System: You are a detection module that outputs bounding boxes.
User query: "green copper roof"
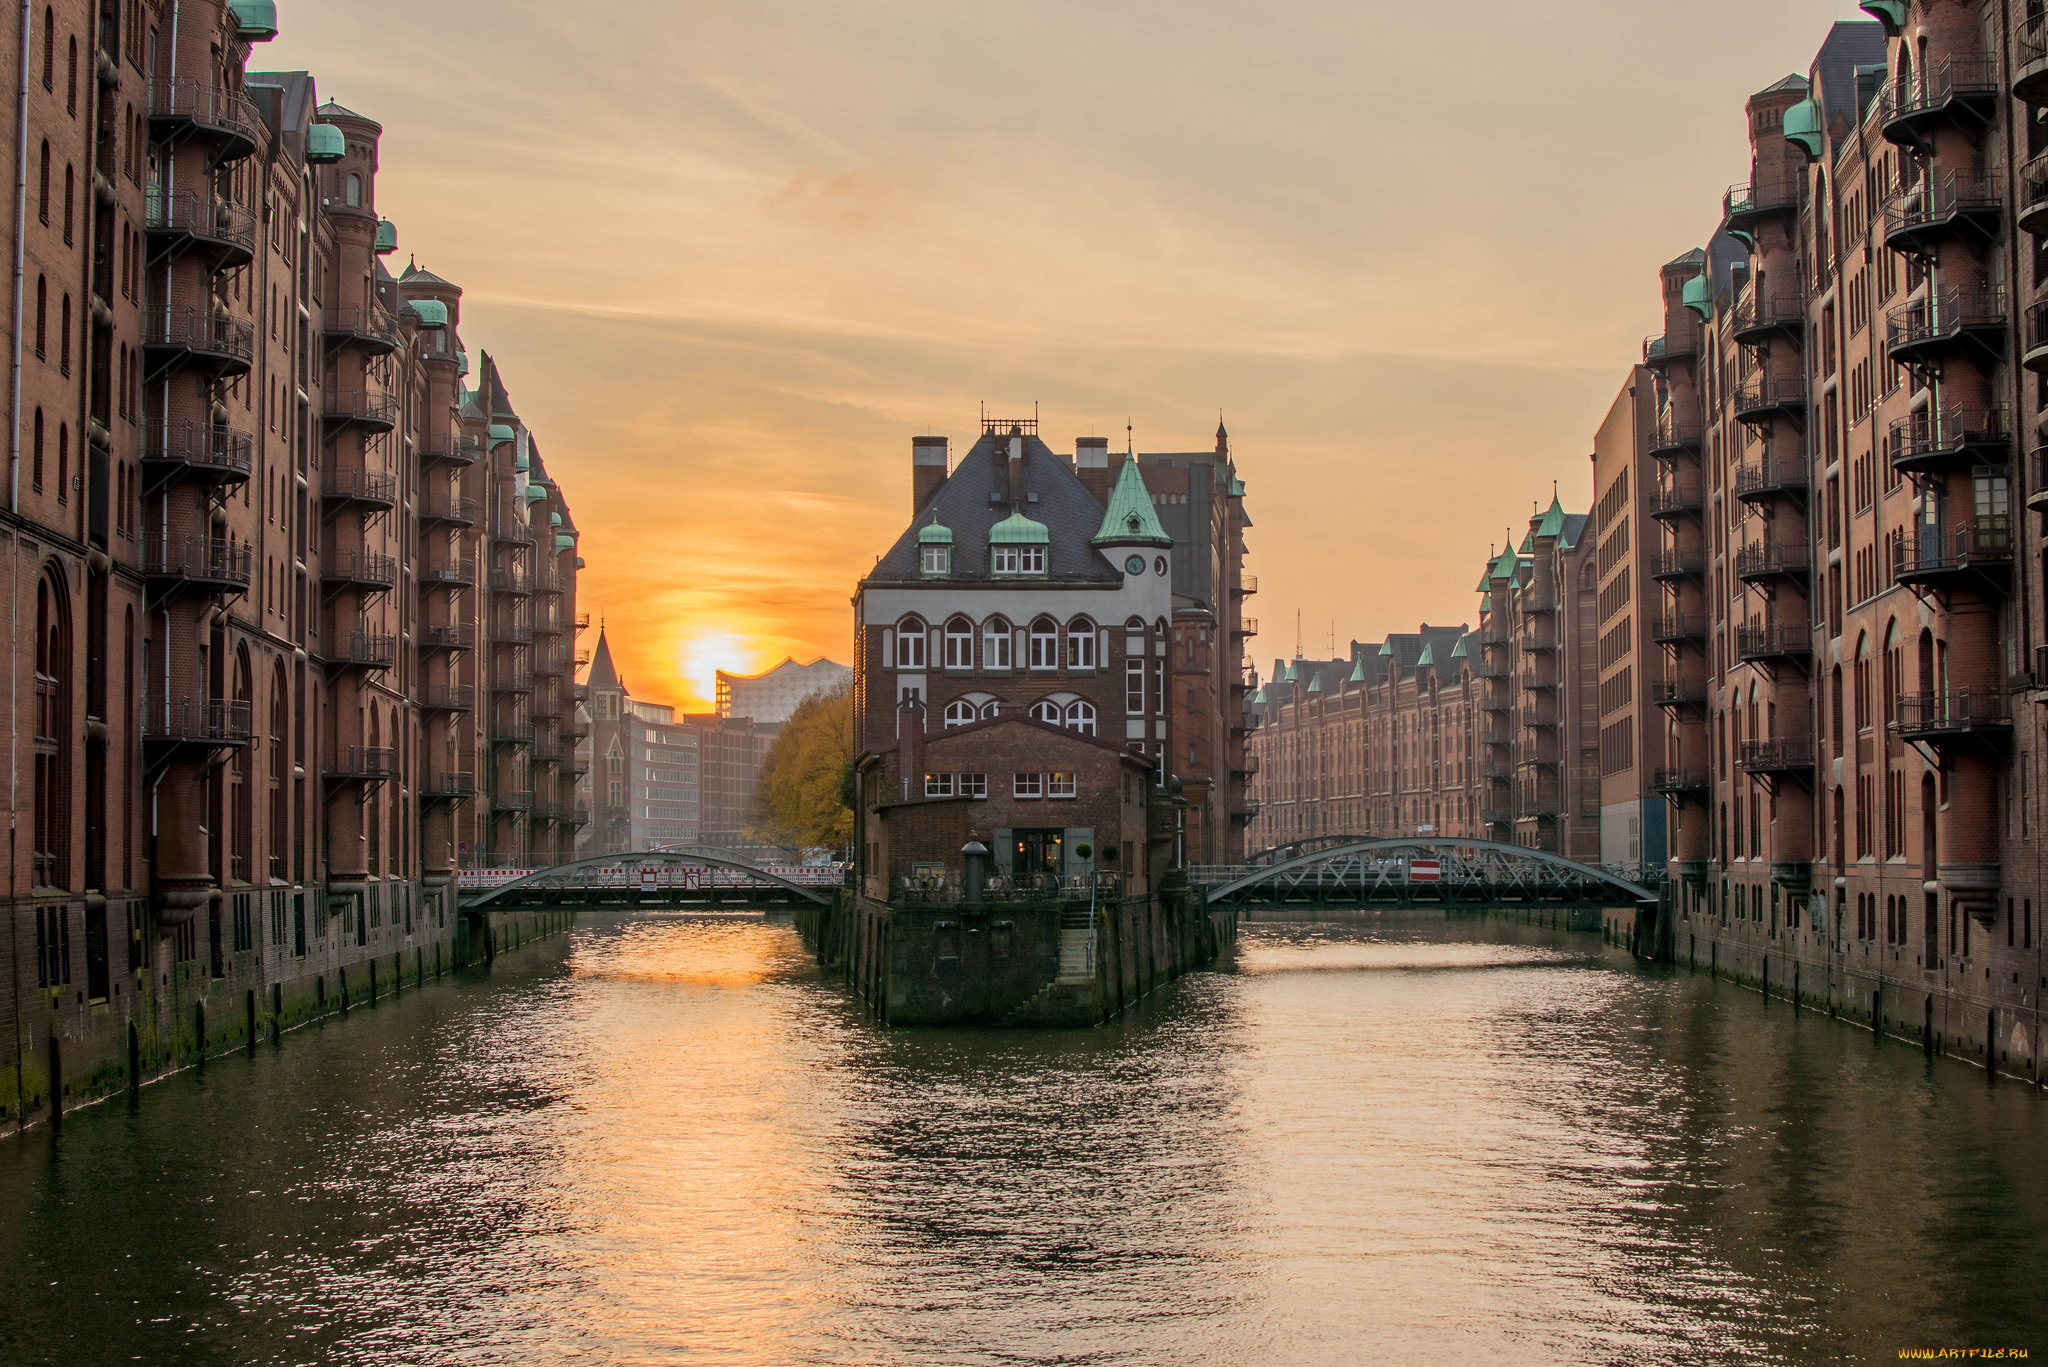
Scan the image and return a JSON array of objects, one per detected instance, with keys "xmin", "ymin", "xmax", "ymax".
[
  {"xmin": 1783, "ymin": 98, "xmax": 1824, "ymax": 157},
  {"xmin": 1859, "ymin": 1, "xmax": 1904, "ymax": 33},
  {"xmin": 374, "ymin": 219, "xmax": 398, "ymax": 255},
  {"xmin": 1489, "ymin": 547, "xmax": 1520, "ymax": 583},
  {"xmin": 1417, "ymin": 643, "xmax": 1435, "ymax": 668},
  {"xmin": 488, "ymin": 423, "xmax": 515, "ymax": 446},
  {"xmin": 556, "ymin": 534, "xmax": 577, "ymax": 552},
  {"xmin": 229, "ymin": 0, "xmax": 278, "ymax": 40},
  {"xmin": 1348, "ymin": 659, "xmax": 1367, "ymax": 683},
  {"xmin": 305, "ymin": 123, "xmax": 345, "ymax": 164},
  {"xmin": 1092, "ymin": 458, "xmax": 1172, "ymax": 547},
  {"xmin": 917, "ymin": 516, "xmax": 953, "ymax": 545},
  {"xmin": 1450, "ymin": 636, "xmax": 1468, "ymax": 659},
  {"xmin": 1518, "ymin": 529, "xmax": 1535, "ymax": 554},
  {"xmin": 410, "ymin": 298, "xmax": 448, "ymax": 328},
  {"xmin": 1283, "ymin": 660, "xmax": 1299, "ymax": 681},
  {"xmin": 989, "ymin": 511, "xmax": 1050, "ymax": 545},
  {"xmin": 1377, "ymin": 641, "xmax": 1393, "ymax": 658},
  {"xmin": 576, "ymin": 557, "xmax": 585, "ymax": 569},
  {"xmin": 1535, "ymin": 492, "xmax": 1567, "ymax": 540},
  {"xmin": 1681, "ymin": 271, "xmax": 1713, "ymax": 321},
  {"xmin": 1229, "ymin": 477, "xmax": 1246, "ymax": 497},
  {"xmin": 1252, "ymin": 686, "xmax": 1267, "ymax": 704},
  {"xmin": 1307, "ymin": 674, "xmax": 1322, "ymax": 693}
]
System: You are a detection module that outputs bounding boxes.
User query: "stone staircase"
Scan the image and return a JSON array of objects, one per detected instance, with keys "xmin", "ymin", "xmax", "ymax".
[{"xmin": 1055, "ymin": 905, "xmax": 1096, "ymax": 984}]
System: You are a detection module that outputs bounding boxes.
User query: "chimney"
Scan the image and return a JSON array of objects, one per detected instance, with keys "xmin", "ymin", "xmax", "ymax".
[
  {"xmin": 912, "ymin": 436, "xmax": 948, "ymax": 515},
  {"xmin": 1007, "ymin": 429, "xmax": 1026, "ymax": 509},
  {"xmin": 1076, "ymin": 436, "xmax": 1110, "ymax": 505}
]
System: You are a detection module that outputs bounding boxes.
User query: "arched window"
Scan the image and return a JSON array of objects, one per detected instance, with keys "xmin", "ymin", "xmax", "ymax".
[
  {"xmin": 1066, "ymin": 617, "xmax": 1097, "ymax": 669},
  {"xmin": 978, "ymin": 699, "xmax": 1002, "ymax": 720},
  {"xmin": 62, "ymin": 162, "xmax": 72, "ymax": 243},
  {"xmin": 33, "ymin": 571, "xmax": 71, "ymax": 890},
  {"xmin": 230, "ymin": 650, "xmax": 252, "ymax": 883},
  {"xmin": 34, "ymin": 276, "xmax": 45, "ymax": 357},
  {"xmin": 1030, "ymin": 700, "xmax": 1061, "ymax": 724},
  {"xmin": 41, "ymin": 10, "xmax": 52, "ymax": 90},
  {"xmin": 1064, "ymin": 700, "xmax": 1097, "ymax": 736},
  {"xmin": 65, "ymin": 35, "xmax": 75, "ymax": 114},
  {"xmin": 59, "ymin": 294, "xmax": 70, "ymax": 374},
  {"xmin": 983, "ymin": 616, "xmax": 1012, "ymax": 671},
  {"xmin": 31, "ymin": 408, "xmax": 42, "ymax": 491},
  {"xmin": 895, "ymin": 616, "xmax": 927, "ymax": 669},
  {"xmin": 943, "ymin": 700, "xmax": 975, "ymax": 728},
  {"xmin": 346, "ymin": 173, "xmax": 362, "ymax": 207},
  {"xmin": 943, "ymin": 617, "xmax": 973, "ymax": 670},
  {"xmin": 36, "ymin": 141, "xmax": 48, "ymax": 223},
  {"xmin": 56, "ymin": 423, "xmax": 67, "ymax": 502},
  {"xmin": 270, "ymin": 665, "xmax": 289, "ymax": 884},
  {"xmin": 1028, "ymin": 617, "xmax": 1059, "ymax": 670}
]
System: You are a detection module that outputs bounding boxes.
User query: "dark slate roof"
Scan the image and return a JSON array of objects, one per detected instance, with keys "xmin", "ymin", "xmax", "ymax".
[
  {"xmin": 866, "ymin": 432, "xmax": 1121, "ymax": 585},
  {"xmin": 586, "ymin": 629, "xmax": 621, "ymax": 691},
  {"xmin": 1381, "ymin": 625, "xmax": 1471, "ymax": 672},
  {"xmin": 1755, "ymin": 73, "xmax": 1807, "ymax": 98},
  {"xmin": 315, "ymin": 99, "xmax": 380, "ymax": 130},
  {"xmin": 400, "ymin": 260, "xmax": 458, "ymax": 290},
  {"xmin": 1813, "ymin": 21, "xmax": 1887, "ymax": 131},
  {"xmin": 1561, "ymin": 512, "xmax": 1589, "ymax": 548}
]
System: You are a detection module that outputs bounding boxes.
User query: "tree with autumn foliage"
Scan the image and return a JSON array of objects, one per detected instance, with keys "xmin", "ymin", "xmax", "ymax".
[{"xmin": 746, "ymin": 679, "xmax": 855, "ymax": 852}]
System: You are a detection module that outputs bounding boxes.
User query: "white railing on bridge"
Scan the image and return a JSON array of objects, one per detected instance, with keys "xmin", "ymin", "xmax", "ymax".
[{"xmin": 457, "ymin": 862, "xmax": 846, "ymax": 893}]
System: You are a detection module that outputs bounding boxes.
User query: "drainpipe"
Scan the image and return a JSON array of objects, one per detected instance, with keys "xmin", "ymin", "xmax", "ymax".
[{"xmin": 8, "ymin": 0, "xmax": 26, "ymax": 1131}]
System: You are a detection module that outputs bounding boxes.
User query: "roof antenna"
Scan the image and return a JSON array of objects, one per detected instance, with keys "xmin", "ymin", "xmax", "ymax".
[
  {"xmin": 1295, "ymin": 609, "xmax": 1302, "ymax": 660},
  {"xmin": 1126, "ymin": 419, "xmax": 1133, "ymax": 457}
]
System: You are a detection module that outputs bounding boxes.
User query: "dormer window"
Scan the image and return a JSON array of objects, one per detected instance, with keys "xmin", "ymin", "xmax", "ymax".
[
  {"xmin": 992, "ymin": 544, "xmax": 1045, "ymax": 575},
  {"xmin": 921, "ymin": 543, "xmax": 950, "ymax": 575},
  {"xmin": 917, "ymin": 515, "xmax": 954, "ymax": 577}
]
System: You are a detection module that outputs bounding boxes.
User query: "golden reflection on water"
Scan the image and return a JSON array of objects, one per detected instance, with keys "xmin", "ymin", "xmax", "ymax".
[{"xmin": 2, "ymin": 913, "xmax": 2047, "ymax": 1366}]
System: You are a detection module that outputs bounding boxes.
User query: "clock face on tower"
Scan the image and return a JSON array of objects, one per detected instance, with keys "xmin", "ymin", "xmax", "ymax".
[{"xmin": 1125, "ymin": 555, "xmax": 1146, "ymax": 575}]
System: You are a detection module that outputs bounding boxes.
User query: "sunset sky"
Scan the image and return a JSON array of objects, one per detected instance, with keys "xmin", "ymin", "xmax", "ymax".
[{"xmin": 267, "ymin": 0, "xmax": 1869, "ymax": 710}]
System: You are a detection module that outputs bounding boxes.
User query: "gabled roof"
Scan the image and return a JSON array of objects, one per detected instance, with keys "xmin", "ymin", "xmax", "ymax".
[
  {"xmin": 1093, "ymin": 457, "xmax": 1173, "ymax": 547},
  {"xmin": 587, "ymin": 629, "xmax": 621, "ymax": 691},
  {"xmin": 864, "ymin": 431, "xmax": 1121, "ymax": 585}
]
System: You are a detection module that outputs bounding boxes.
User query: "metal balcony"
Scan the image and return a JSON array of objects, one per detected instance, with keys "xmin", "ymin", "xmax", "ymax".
[
  {"xmin": 1877, "ymin": 56, "xmax": 2000, "ymax": 149},
  {"xmin": 142, "ymin": 420, "xmax": 251, "ymax": 485},
  {"xmin": 420, "ymin": 684, "xmax": 475, "ymax": 713},
  {"xmin": 144, "ymin": 190, "xmax": 255, "ymax": 267},
  {"xmin": 328, "ymin": 630, "xmax": 396, "ymax": 671},
  {"xmin": 489, "ymin": 568, "xmax": 531, "ymax": 597},
  {"xmin": 1239, "ymin": 575, "xmax": 1258, "ymax": 595},
  {"xmin": 491, "ymin": 790, "xmax": 535, "ymax": 813},
  {"xmin": 1730, "ymin": 292, "xmax": 1806, "ymax": 348},
  {"xmin": 1650, "ymin": 549, "xmax": 1706, "ymax": 581},
  {"xmin": 143, "ymin": 307, "xmax": 254, "ymax": 376},
  {"xmin": 1650, "ymin": 613, "xmax": 1706, "ymax": 646},
  {"xmin": 1884, "ymin": 170, "xmax": 2002, "ymax": 256},
  {"xmin": 1643, "ymin": 330, "xmax": 1697, "ymax": 372},
  {"xmin": 321, "ymin": 304, "xmax": 403, "ymax": 356},
  {"xmin": 1894, "ymin": 688, "xmax": 2013, "ymax": 750},
  {"xmin": 1886, "ymin": 287, "xmax": 2005, "ymax": 371},
  {"xmin": 1737, "ymin": 738, "xmax": 1815, "ymax": 779},
  {"xmin": 491, "ymin": 515, "xmax": 535, "ymax": 546},
  {"xmin": 322, "ymin": 549, "xmax": 397, "ymax": 592},
  {"xmin": 322, "ymin": 389, "xmax": 399, "ymax": 433},
  {"xmin": 146, "ymin": 79, "xmax": 260, "ymax": 160},
  {"xmin": 420, "ymin": 623, "xmax": 477, "ymax": 653},
  {"xmin": 1732, "ymin": 455, "xmax": 1810, "ymax": 505},
  {"xmin": 534, "ymin": 652, "xmax": 566, "ymax": 677},
  {"xmin": 492, "ymin": 671, "xmax": 535, "ymax": 695},
  {"xmin": 1652, "ymin": 678, "xmax": 1708, "ymax": 711},
  {"xmin": 420, "ymin": 494, "xmax": 478, "ymax": 527},
  {"xmin": 1732, "ymin": 375, "xmax": 1807, "ymax": 427},
  {"xmin": 493, "ymin": 620, "xmax": 535, "ymax": 646},
  {"xmin": 320, "ymin": 467, "xmax": 398, "ymax": 512},
  {"xmin": 574, "ymin": 612, "xmax": 591, "ymax": 631},
  {"xmin": 421, "ymin": 561, "xmax": 477, "ymax": 590},
  {"xmin": 1236, "ymin": 617, "xmax": 1258, "ymax": 637},
  {"xmin": 1648, "ymin": 482, "xmax": 1704, "ymax": 521},
  {"xmin": 143, "ymin": 697, "xmax": 252, "ymax": 752},
  {"xmin": 1893, "ymin": 518, "xmax": 2013, "ymax": 597},
  {"xmin": 1887, "ymin": 405, "xmax": 2008, "ymax": 477},
  {"xmin": 2031, "ymin": 450, "xmax": 2048, "ymax": 512},
  {"xmin": 1652, "ymin": 768, "xmax": 1710, "ymax": 800},
  {"xmin": 1648, "ymin": 412, "xmax": 1702, "ymax": 457},
  {"xmin": 1735, "ymin": 541, "xmax": 1811, "ymax": 585},
  {"xmin": 422, "ymin": 772, "xmax": 475, "ymax": 802},
  {"xmin": 1736, "ymin": 624, "xmax": 1812, "ymax": 668},
  {"xmin": 325, "ymin": 746, "xmax": 396, "ymax": 782},
  {"xmin": 423, "ymin": 434, "xmax": 484, "ymax": 466},
  {"xmin": 2022, "ymin": 299, "xmax": 2048, "ymax": 374},
  {"xmin": 143, "ymin": 536, "xmax": 251, "ymax": 595},
  {"xmin": 1723, "ymin": 177, "xmax": 1801, "ymax": 239},
  {"xmin": 2020, "ymin": 15, "xmax": 2048, "ymax": 105},
  {"xmin": 2022, "ymin": 155, "xmax": 2048, "ymax": 238},
  {"xmin": 491, "ymin": 723, "xmax": 536, "ymax": 748},
  {"xmin": 531, "ymin": 694, "xmax": 563, "ymax": 719}
]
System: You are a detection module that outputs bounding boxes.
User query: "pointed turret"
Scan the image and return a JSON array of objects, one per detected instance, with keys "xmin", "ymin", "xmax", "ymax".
[{"xmin": 1091, "ymin": 457, "xmax": 1173, "ymax": 548}]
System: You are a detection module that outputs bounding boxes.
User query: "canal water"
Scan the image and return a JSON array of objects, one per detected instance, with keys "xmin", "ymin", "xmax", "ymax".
[{"xmin": 3, "ymin": 915, "xmax": 2046, "ymax": 1365}]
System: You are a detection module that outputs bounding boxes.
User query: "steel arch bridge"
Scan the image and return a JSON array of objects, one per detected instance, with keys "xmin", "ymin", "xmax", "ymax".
[
  {"xmin": 1244, "ymin": 835, "xmax": 1382, "ymax": 867},
  {"xmin": 459, "ymin": 851, "xmax": 836, "ymax": 911},
  {"xmin": 1195, "ymin": 838, "xmax": 1657, "ymax": 908}
]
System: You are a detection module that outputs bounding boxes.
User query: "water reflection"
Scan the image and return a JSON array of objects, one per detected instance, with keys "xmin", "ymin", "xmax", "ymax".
[{"xmin": 0, "ymin": 914, "xmax": 2043, "ymax": 1365}]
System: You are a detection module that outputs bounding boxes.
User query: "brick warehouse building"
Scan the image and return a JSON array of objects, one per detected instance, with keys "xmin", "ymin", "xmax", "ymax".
[
  {"xmin": 1255, "ymin": 8, "xmax": 2048, "ymax": 1076},
  {"xmin": 2, "ymin": 1, "xmax": 586, "ymax": 1130},
  {"xmin": 832, "ymin": 416, "xmax": 1246, "ymax": 1022}
]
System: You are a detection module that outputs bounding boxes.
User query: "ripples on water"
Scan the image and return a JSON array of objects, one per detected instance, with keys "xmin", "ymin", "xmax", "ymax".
[{"xmin": 2, "ymin": 913, "xmax": 2046, "ymax": 1365}]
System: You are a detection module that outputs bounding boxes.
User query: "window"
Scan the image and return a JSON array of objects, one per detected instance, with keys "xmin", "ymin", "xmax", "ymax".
[
  {"xmin": 346, "ymin": 173, "xmax": 362, "ymax": 207},
  {"xmin": 978, "ymin": 699, "xmax": 1001, "ymax": 720},
  {"xmin": 1030, "ymin": 700, "xmax": 1061, "ymax": 724},
  {"xmin": 924, "ymin": 772, "xmax": 955, "ymax": 798},
  {"xmin": 1065, "ymin": 700, "xmax": 1097, "ymax": 735},
  {"xmin": 895, "ymin": 617, "xmax": 927, "ymax": 669},
  {"xmin": 59, "ymin": 294, "xmax": 69, "ymax": 374},
  {"xmin": 921, "ymin": 543, "xmax": 950, "ymax": 575},
  {"xmin": 1049, "ymin": 772, "xmax": 1077, "ymax": 799},
  {"xmin": 983, "ymin": 617, "xmax": 1012, "ymax": 670},
  {"xmin": 36, "ymin": 142, "xmax": 47, "ymax": 223},
  {"xmin": 1067, "ymin": 617, "xmax": 1096, "ymax": 669},
  {"xmin": 1029, "ymin": 617, "xmax": 1059, "ymax": 670},
  {"xmin": 62, "ymin": 162, "xmax": 72, "ymax": 243},
  {"xmin": 1126, "ymin": 658, "xmax": 1146, "ymax": 714},
  {"xmin": 943, "ymin": 700, "xmax": 976, "ymax": 727},
  {"xmin": 943, "ymin": 617, "xmax": 973, "ymax": 670},
  {"xmin": 1014, "ymin": 772, "xmax": 1044, "ymax": 798},
  {"xmin": 993, "ymin": 544, "xmax": 1046, "ymax": 575},
  {"xmin": 961, "ymin": 773, "xmax": 988, "ymax": 798}
]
